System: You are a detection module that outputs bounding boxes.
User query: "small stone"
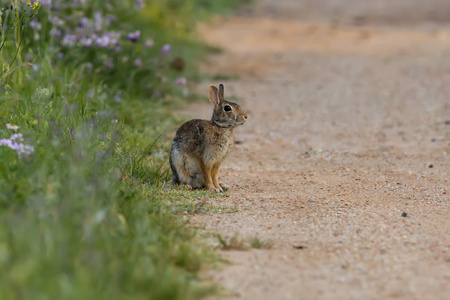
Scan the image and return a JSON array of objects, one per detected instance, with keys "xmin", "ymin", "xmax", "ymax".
[
  {"xmin": 293, "ymin": 245, "xmax": 307, "ymax": 249},
  {"xmin": 428, "ymin": 164, "xmax": 433, "ymax": 168},
  {"xmin": 401, "ymin": 212, "xmax": 408, "ymax": 217}
]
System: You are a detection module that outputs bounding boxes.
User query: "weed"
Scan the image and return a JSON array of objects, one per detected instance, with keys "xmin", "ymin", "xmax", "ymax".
[
  {"xmin": 248, "ymin": 235, "xmax": 273, "ymax": 249},
  {"xmin": 213, "ymin": 233, "xmax": 273, "ymax": 251},
  {"xmin": 215, "ymin": 233, "xmax": 248, "ymax": 251}
]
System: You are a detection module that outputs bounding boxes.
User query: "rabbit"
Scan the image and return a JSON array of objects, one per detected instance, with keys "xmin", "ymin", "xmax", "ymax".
[{"xmin": 169, "ymin": 84, "xmax": 248, "ymax": 192}]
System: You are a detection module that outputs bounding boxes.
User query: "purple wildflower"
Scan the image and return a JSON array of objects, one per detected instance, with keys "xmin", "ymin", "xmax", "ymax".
[
  {"xmin": 160, "ymin": 44, "xmax": 171, "ymax": 56},
  {"xmin": 110, "ymin": 37, "xmax": 119, "ymax": 46},
  {"xmin": 49, "ymin": 16, "xmax": 64, "ymax": 27},
  {"xmin": 78, "ymin": 17, "xmax": 89, "ymax": 28},
  {"xmin": 133, "ymin": 58, "xmax": 142, "ymax": 67},
  {"xmin": 94, "ymin": 12, "xmax": 103, "ymax": 31},
  {"xmin": 175, "ymin": 77, "xmax": 187, "ymax": 87},
  {"xmin": 94, "ymin": 31, "xmax": 120, "ymax": 48},
  {"xmin": 35, "ymin": 0, "xmax": 51, "ymax": 5},
  {"xmin": 0, "ymin": 129, "xmax": 34, "ymax": 158},
  {"xmin": 0, "ymin": 139, "xmax": 12, "ymax": 148},
  {"xmin": 127, "ymin": 30, "xmax": 141, "ymax": 43},
  {"xmin": 62, "ymin": 34, "xmax": 78, "ymax": 47},
  {"xmin": 10, "ymin": 133, "xmax": 24, "ymax": 142},
  {"xmin": 6, "ymin": 123, "xmax": 19, "ymax": 131},
  {"xmin": 114, "ymin": 94, "xmax": 122, "ymax": 103},
  {"xmin": 145, "ymin": 39, "xmax": 154, "ymax": 48},
  {"xmin": 30, "ymin": 20, "xmax": 42, "ymax": 30},
  {"xmin": 135, "ymin": 0, "xmax": 145, "ymax": 8},
  {"xmin": 50, "ymin": 28, "xmax": 62, "ymax": 37},
  {"xmin": 23, "ymin": 145, "xmax": 35, "ymax": 156},
  {"xmin": 96, "ymin": 35, "xmax": 111, "ymax": 48},
  {"xmin": 81, "ymin": 37, "xmax": 93, "ymax": 47}
]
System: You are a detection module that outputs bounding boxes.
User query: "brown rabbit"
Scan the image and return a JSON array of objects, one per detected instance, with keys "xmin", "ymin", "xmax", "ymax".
[{"xmin": 169, "ymin": 84, "xmax": 248, "ymax": 192}]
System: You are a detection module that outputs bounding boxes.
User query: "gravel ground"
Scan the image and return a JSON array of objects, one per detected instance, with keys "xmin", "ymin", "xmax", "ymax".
[{"xmin": 185, "ymin": 1, "xmax": 450, "ymax": 299}]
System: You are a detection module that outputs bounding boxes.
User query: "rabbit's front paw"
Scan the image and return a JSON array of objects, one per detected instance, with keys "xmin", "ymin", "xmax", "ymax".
[
  {"xmin": 207, "ymin": 185, "xmax": 223, "ymax": 193},
  {"xmin": 212, "ymin": 187, "xmax": 223, "ymax": 193}
]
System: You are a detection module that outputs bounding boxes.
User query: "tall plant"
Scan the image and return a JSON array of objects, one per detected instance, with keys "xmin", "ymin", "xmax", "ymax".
[{"xmin": 0, "ymin": 0, "xmax": 41, "ymax": 82}]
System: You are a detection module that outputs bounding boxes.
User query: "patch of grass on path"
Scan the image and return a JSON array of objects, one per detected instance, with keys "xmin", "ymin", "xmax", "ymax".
[{"xmin": 213, "ymin": 233, "xmax": 273, "ymax": 251}]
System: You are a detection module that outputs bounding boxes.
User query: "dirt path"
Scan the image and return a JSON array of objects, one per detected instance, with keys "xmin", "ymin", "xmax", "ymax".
[{"xmin": 187, "ymin": 1, "xmax": 450, "ymax": 299}]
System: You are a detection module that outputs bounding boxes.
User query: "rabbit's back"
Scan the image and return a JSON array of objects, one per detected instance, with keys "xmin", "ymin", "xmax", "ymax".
[{"xmin": 171, "ymin": 119, "xmax": 234, "ymax": 164}]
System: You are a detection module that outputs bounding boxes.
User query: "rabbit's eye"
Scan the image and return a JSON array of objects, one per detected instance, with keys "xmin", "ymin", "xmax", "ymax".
[{"xmin": 224, "ymin": 105, "xmax": 232, "ymax": 112}]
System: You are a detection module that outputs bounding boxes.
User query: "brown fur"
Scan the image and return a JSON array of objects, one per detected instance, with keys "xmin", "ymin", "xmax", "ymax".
[{"xmin": 169, "ymin": 84, "xmax": 248, "ymax": 192}]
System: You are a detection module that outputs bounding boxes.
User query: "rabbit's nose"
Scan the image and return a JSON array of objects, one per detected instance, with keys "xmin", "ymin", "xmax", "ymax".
[{"xmin": 243, "ymin": 114, "xmax": 248, "ymax": 120}]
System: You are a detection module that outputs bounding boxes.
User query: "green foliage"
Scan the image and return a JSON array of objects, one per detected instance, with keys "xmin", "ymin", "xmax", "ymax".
[
  {"xmin": 0, "ymin": 55, "xmax": 216, "ymax": 300},
  {"xmin": 0, "ymin": 0, "xmax": 246, "ymax": 299}
]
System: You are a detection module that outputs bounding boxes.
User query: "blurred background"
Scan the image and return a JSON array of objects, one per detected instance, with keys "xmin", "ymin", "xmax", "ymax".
[{"xmin": 247, "ymin": 0, "xmax": 450, "ymax": 25}]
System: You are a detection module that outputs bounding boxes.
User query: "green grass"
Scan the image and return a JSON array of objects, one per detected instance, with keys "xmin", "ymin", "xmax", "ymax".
[
  {"xmin": 214, "ymin": 233, "xmax": 248, "ymax": 251},
  {"xmin": 213, "ymin": 233, "xmax": 273, "ymax": 251},
  {"xmin": 248, "ymin": 236, "xmax": 273, "ymax": 249},
  {"xmin": 0, "ymin": 56, "xmax": 216, "ymax": 300},
  {"xmin": 0, "ymin": 0, "xmax": 248, "ymax": 299}
]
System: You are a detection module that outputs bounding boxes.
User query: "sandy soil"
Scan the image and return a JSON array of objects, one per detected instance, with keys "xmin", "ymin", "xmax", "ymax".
[{"xmin": 183, "ymin": 1, "xmax": 450, "ymax": 299}]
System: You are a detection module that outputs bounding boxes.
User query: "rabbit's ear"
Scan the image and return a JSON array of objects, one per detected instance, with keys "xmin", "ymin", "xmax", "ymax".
[
  {"xmin": 218, "ymin": 84, "xmax": 224, "ymax": 101},
  {"xmin": 209, "ymin": 85, "xmax": 219, "ymax": 105}
]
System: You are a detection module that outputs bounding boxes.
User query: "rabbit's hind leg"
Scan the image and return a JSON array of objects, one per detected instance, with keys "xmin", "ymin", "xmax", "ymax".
[
  {"xmin": 184, "ymin": 156, "xmax": 204, "ymax": 189},
  {"xmin": 190, "ymin": 173, "xmax": 205, "ymax": 189},
  {"xmin": 170, "ymin": 152, "xmax": 195, "ymax": 189}
]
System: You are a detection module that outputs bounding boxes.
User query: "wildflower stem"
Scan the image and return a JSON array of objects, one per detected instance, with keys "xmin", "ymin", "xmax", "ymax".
[
  {"xmin": 0, "ymin": 2, "xmax": 39, "ymax": 79},
  {"xmin": 0, "ymin": 26, "xmax": 24, "ymax": 78}
]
